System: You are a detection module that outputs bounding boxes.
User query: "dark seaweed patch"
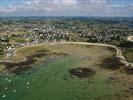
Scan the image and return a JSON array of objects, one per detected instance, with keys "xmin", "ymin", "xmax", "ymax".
[
  {"xmin": 69, "ymin": 67, "xmax": 96, "ymax": 78},
  {"xmin": 0, "ymin": 50, "xmax": 68, "ymax": 75},
  {"xmin": 124, "ymin": 67, "xmax": 133, "ymax": 74},
  {"xmin": 101, "ymin": 57, "xmax": 122, "ymax": 70},
  {"xmin": 0, "ymin": 52, "xmax": 48, "ymax": 74},
  {"xmin": 12, "ymin": 66, "xmax": 32, "ymax": 75}
]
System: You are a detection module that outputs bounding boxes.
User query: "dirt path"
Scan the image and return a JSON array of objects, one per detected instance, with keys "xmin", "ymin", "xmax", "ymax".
[{"xmin": 127, "ymin": 36, "xmax": 133, "ymax": 42}]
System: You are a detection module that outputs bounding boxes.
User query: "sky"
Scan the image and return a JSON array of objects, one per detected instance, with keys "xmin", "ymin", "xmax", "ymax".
[{"xmin": 0, "ymin": 0, "xmax": 133, "ymax": 17}]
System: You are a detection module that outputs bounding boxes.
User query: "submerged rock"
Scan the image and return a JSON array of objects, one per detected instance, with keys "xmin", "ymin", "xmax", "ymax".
[
  {"xmin": 125, "ymin": 67, "xmax": 133, "ymax": 74},
  {"xmin": 101, "ymin": 57, "xmax": 122, "ymax": 70},
  {"xmin": 69, "ymin": 67, "xmax": 96, "ymax": 78}
]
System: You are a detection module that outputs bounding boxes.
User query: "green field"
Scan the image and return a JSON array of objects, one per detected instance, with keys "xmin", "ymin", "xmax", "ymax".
[{"xmin": 0, "ymin": 44, "xmax": 131, "ymax": 100}]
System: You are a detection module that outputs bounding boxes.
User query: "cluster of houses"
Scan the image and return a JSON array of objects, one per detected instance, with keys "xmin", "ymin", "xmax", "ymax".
[{"xmin": 0, "ymin": 18, "xmax": 133, "ymax": 59}]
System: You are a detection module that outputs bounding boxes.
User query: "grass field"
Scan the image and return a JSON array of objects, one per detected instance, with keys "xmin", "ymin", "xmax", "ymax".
[
  {"xmin": 10, "ymin": 37, "xmax": 27, "ymax": 43},
  {"xmin": 0, "ymin": 43, "xmax": 132, "ymax": 100},
  {"xmin": 12, "ymin": 44, "xmax": 49, "ymax": 61},
  {"xmin": 123, "ymin": 48, "xmax": 133, "ymax": 62}
]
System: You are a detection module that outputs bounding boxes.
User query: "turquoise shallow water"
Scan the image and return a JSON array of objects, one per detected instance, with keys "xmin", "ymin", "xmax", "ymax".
[{"xmin": 0, "ymin": 56, "xmax": 125, "ymax": 100}]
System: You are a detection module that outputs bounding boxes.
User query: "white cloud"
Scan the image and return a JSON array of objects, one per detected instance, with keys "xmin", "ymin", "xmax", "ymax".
[
  {"xmin": 0, "ymin": 0, "xmax": 133, "ymax": 16},
  {"xmin": 90, "ymin": 0, "xmax": 107, "ymax": 3},
  {"xmin": 0, "ymin": 6, "xmax": 17, "ymax": 13},
  {"xmin": 53, "ymin": 0, "xmax": 77, "ymax": 6}
]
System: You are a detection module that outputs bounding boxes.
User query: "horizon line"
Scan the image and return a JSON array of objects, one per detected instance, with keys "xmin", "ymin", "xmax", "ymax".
[{"xmin": 0, "ymin": 16, "xmax": 133, "ymax": 18}]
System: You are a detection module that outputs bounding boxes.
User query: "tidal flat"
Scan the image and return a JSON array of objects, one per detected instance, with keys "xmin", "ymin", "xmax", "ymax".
[{"xmin": 0, "ymin": 43, "xmax": 132, "ymax": 100}]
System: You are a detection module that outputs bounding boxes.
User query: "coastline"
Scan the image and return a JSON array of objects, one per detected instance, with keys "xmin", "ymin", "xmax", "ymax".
[{"xmin": 0, "ymin": 41, "xmax": 133, "ymax": 68}]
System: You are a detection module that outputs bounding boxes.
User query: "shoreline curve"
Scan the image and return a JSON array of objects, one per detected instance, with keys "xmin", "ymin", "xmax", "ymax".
[{"xmin": 0, "ymin": 41, "xmax": 133, "ymax": 67}]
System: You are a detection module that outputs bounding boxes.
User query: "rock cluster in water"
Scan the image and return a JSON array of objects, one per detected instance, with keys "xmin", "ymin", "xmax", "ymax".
[{"xmin": 69, "ymin": 67, "xmax": 96, "ymax": 78}]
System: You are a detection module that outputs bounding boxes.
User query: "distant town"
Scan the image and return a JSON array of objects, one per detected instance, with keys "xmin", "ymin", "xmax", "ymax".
[{"xmin": 0, "ymin": 17, "xmax": 133, "ymax": 60}]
